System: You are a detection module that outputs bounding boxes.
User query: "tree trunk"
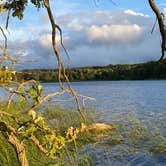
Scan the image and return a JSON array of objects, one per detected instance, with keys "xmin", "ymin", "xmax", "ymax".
[{"xmin": 7, "ymin": 133, "xmax": 29, "ymax": 166}]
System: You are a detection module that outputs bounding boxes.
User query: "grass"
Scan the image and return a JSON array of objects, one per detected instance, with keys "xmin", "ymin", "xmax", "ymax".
[
  {"xmin": 0, "ymin": 134, "xmax": 18, "ymax": 166},
  {"xmin": 0, "ymin": 102, "xmax": 108, "ymax": 166}
]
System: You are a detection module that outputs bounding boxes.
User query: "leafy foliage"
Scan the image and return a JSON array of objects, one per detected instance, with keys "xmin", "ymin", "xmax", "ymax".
[
  {"xmin": 15, "ymin": 60, "xmax": 166, "ymax": 82},
  {"xmin": 2, "ymin": 0, "xmax": 43, "ymax": 19},
  {"xmin": 0, "ymin": 103, "xmax": 95, "ymax": 165},
  {"xmin": 0, "ymin": 66, "xmax": 16, "ymax": 83}
]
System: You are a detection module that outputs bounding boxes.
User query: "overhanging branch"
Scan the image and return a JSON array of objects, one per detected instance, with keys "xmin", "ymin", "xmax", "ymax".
[{"xmin": 148, "ymin": 0, "xmax": 166, "ymax": 61}]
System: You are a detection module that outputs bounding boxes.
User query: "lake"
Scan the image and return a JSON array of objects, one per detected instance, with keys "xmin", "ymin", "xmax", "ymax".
[
  {"xmin": 1, "ymin": 80, "xmax": 166, "ymax": 116},
  {"xmin": 1, "ymin": 80, "xmax": 166, "ymax": 165},
  {"xmin": 42, "ymin": 80, "xmax": 166, "ymax": 122},
  {"xmin": 42, "ymin": 80, "xmax": 166, "ymax": 166}
]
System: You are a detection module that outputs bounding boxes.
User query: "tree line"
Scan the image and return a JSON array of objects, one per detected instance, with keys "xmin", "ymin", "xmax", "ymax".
[{"xmin": 15, "ymin": 60, "xmax": 166, "ymax": 82}]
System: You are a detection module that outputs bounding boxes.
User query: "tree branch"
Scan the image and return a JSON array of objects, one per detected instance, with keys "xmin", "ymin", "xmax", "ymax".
[
  {"xmin": 148, "ymin": 0, "xmax": 166, "ymax": 61},
  {"xmin": 0, "ymin": 121, "xmax": 29, "ymax": 166},
  {"xmin": 43, "ymin": 0, "xmax": 87, "ymax": 122}
]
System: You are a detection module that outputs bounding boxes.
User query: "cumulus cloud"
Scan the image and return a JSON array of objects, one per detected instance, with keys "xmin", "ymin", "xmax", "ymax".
[
  {"xmin": 4, "ymin": 9, "xmax": 162, "ymax": 69},
  {"xmin": 87, "ymin": 24, "xmax": 142, "ymax": 44}
]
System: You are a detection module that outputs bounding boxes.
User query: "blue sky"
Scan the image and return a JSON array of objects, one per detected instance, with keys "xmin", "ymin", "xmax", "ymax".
[{"xmin": 0, "ymin": 0, "xmax": 166, "ymax": 69}]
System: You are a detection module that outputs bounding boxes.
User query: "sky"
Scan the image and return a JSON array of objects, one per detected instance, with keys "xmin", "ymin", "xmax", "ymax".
[{"xmin": 0, "ymin": 0, "xmax": 166, "ymax": 69}]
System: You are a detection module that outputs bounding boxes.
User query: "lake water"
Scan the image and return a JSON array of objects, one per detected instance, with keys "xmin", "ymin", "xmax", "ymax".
[
  {"xmin": 42, "ymin": 81, "xmax": 166, "ymax": 166},
  {"xmin": 1, "ymin": 80, "xmax": 166, "ymax": 165},
  {"xmin": 1, "ymin": 80, "xmax": 166, "ymax": 116},
  {"xmin": 42, "ymin": 80, "xmax": 166, "ymax": 122}
]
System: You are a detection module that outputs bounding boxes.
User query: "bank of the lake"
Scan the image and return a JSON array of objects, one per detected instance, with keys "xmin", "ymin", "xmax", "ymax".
[{"xmin": 16, "ymin": 60, "xmax": 166, "ymax": 82}]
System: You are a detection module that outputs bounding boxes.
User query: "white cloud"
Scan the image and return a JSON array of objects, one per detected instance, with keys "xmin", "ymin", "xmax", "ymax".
[
  {"xmin": 39, "ymin": 34, "xmax": 52, "ymax": 48},
  {"xmin": 5, "ymin": 9, "xmax": 161, "ymax": 69},
  {"xmin": 164, "ymin": 8, "xmax": 166, "ymax": 16},
  {"xmin": 124, "ymin": 10, "xmax": 149, "ymax": 17},
  {"xmin": 16, "ymin": 50, "xmax": 29, "ymax": 57},
  {"xmin": 38, "ymin": 34, "xmax": 70, "ymax": 49},
  {"xmin": 87, "ymin": 24, "xmax": 142, "ymax": 44},
  {"xmin": 67, "ymin": 22, "xmax": 83, "ymax": 31}
]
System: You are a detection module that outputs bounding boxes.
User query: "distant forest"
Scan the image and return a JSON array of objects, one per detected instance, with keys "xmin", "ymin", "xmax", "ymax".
[{"xmin": 16, "ymin": 60, "xmax": 166, "ymax": 82}]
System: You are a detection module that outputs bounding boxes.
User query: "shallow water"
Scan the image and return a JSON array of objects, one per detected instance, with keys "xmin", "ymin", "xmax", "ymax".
[
  {"xmin": 1, "ymin": 80, "xmax": 166, "ymax": 165},
  {"xmin": 41, "ymin": 81, "xmax": 166, "ymax": 166}
]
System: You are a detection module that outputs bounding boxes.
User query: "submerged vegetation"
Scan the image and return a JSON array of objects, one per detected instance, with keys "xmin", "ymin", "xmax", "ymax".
[
  {"xmin": 0, "ymin": 102, "xmax": 166, "ymax": 165},
  {"xmin": 16, "ymin": 60, "xmax": 166, "ymax": 82},
  {"xmin": 78, "ymin": 112, "xmax": 166, "ymax": 165}
]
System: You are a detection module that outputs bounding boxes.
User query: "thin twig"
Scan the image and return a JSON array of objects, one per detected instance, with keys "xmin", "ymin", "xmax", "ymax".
[
  {"xmin": 151, "ymin": 17, "xmax": 157, "ymax": 34},
  {"xmin": 0, "ymin": 26, "xmax": 7, "ymax": 49},
  {"xmin": 6, "ymin": 8, "xmax": 11, "ymax": 29}
]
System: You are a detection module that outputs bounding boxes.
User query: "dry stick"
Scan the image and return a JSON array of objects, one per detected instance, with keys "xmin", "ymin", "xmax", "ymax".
[
  {"xmin": 43, "ymin": 0, "xmax": 86, "ymax": 122},
  {"xmin": 148, "ymin": 0, "xmax": 166, "ymax": 61},
  {"xmin": 54, "ymin": 23, "xmax": 71, "ymax": 63},
  {"xmin": 7, "ymin": 80, "xmax": 37, "ymax": 108},
  {"xmin": 0, "ymin": 45, "xmax": 22, "ymax": 69},
  {"xmin": 6, "ymin": 87, "xmax": 27, "ymax": 109},
  {"xmin": 0, "ymin": 111, "xmax": 19, "ymax": 123},
  {"xmin": 29, "ymin": 128, "xmax": 65, "ymax": 159},
  {"xmin": 0, "ymin": 46, "xmax": 7, "ymax": 66},
  {"xmin": 26, "ymin": 88, "xmax": 95, "ymax": 125},
  {"xmin": 151, "ymin": 17, "xmax": 157, "ymax": 34},
  {"xmin": 6, "ymin": 8, "xmax": 11, "ymax": 29},
  {"xmin": 29, "ymin": 135, "xmax": 48, "ymax": 154},
  {"xmin": 27, "ymin": 89, "xmax": 69, "ymax": 112},
  {"xmin": 0, "ymin": 26, "xmax": 7, "ymax": 49}
]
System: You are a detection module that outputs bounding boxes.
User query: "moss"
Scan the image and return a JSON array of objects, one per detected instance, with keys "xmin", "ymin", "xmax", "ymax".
[
  {"xmin": 106, "ymin": 136, "xmax": 123, "ymax": 146},
  {"xmin": 149, "ymin": 142, "xmax": 166, "ymax": 154}
]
